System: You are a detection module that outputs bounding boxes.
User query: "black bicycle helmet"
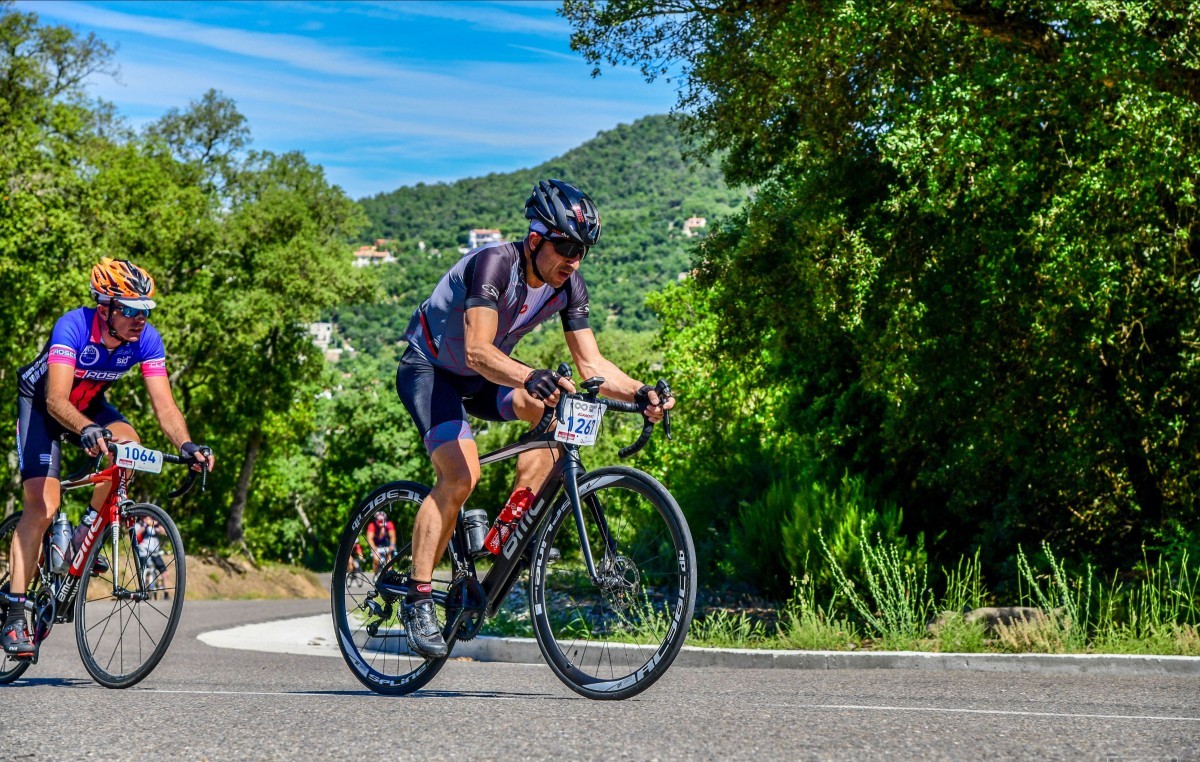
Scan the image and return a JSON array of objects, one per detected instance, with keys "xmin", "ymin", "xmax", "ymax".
[{"xmin": 524, "ymin": 179, "xmax": 602, "ymax": 246}]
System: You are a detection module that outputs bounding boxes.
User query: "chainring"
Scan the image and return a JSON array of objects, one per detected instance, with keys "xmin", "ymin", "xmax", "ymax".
[{"xmin": 443, "ymin": 576, "xmax": 487, "ymax": 642}]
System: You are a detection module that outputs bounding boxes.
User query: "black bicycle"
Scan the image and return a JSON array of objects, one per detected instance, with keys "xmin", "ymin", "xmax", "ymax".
[{"xmin": 331, "ymin": 366, "xmax": 696, "ymax": 699}]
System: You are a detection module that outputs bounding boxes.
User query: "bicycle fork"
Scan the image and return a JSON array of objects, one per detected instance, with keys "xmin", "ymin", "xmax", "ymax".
[{"xmin": 561, "ymin": 447, "xmax": 619, "ymax": 585}]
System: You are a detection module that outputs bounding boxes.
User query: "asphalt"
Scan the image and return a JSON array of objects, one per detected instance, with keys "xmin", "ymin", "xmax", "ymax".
[{"xmin": 199, "ymin": 609, "xmax": 1200, "ymax": 676}]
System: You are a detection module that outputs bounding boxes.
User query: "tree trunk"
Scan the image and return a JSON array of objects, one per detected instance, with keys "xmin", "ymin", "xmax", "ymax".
[{"xmin": 226, "ymin": 428, "xmax": 263, "ymax": 544}]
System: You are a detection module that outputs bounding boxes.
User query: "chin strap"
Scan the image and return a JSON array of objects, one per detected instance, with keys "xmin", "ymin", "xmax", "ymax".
[
  {"xmin": 524, "ymin": 237, "xmax": 547, "ymax": 284},
  {"xmin": 102, "ymin": 303, "xmax": 129, "ymax": 345}
]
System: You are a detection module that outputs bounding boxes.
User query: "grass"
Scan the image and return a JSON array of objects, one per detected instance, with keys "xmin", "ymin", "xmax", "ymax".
[
  {"xmin": 684, "ymin": 541, "xmax": 1200, "ymax": 655},
  {"xmin": 466, "ymin": 541, "xmax": 1200, "ymax": 655}
]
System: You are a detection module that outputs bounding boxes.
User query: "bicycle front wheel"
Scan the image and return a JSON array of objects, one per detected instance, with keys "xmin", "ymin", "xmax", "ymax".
[
  {"xmin": 332, "ymin": 481, "xmax": 450, "ymax": 695},
  {"xmin": 530, "ymin": 466, "xmax": 697, "ymax": 700},
  {"xmin": 75, "ymin": 503, "xmax": 186, "ymax": 689},
  {"xmin": 0, "ymin": 513, "xmax": 32, "ymax": 684}
]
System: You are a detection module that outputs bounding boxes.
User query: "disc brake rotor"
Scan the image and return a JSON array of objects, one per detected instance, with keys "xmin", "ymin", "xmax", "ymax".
[{"xmin": 598, "ymin": 555, "xmax": 639, "ymax": 611}]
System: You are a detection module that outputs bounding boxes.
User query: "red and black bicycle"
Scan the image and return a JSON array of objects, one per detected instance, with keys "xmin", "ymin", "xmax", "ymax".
[{"xmin": 0, "ymin": 440, "xmax": 205, "ymax": 688}]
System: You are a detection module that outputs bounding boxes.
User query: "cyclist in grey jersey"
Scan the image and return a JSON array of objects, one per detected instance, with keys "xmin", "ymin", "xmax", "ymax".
[
  {"xmin": 403, "ymin": 239, "xmax": 591, "ymax": 375},
  {"xmin": 394, "ymin": 179, "xmax": 675, "ymax": 658}
]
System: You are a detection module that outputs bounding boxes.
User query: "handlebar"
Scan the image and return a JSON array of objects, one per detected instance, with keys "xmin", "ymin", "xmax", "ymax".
[
  {"xmin": 522, "ymin": 363, "xmax": 674, "ymax": 459},
  {"xmin": 65, "ymin": 438, "xmax": 211, "ymax": 498}
]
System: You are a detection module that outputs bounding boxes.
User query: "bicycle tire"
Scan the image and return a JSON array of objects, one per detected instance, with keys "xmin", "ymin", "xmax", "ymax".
[
  {"xmin": 530, "ymin": 466, "xmax": 696, "ymax": 700},
  {"xmin": 75, "ymin": 503, "xmax": 186, "ymax": 689},
  {"xmin": 0, "ymin": 513, "xmax": 33, "ymax": 684},
  {"xmin": 331, "ymin": 481, "xmax": 450, "ymax": 695}
]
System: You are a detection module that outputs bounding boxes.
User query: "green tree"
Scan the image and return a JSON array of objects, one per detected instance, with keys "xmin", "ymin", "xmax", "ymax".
[
  {"xmin": 0, "ymin": 2, "xmax": 119, "ymax": 507},
  {"xmin": 566, "ymin": 1, "xmax": 1200, "ymax": 577}
]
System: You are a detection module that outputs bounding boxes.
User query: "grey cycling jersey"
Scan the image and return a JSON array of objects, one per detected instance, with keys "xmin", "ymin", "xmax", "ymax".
[{"xmin": 403, "ymin": 241, "xmax": 591, "ymax": 376}]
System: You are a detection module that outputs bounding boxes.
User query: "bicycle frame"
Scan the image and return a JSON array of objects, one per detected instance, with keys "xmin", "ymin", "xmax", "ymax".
[
  {"xmin": 375, "ymin": 378, "xmax": 656, "ymax": 634},
  {"xmin": 53, "ymin": 445, "xmax": 202, "ymax": 613},
  {"xmin": 55, "ymin": 462, "xmax": 137, "ymax": 610}
]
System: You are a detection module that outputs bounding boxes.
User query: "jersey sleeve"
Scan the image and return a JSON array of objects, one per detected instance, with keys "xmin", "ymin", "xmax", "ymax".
[
  {"xmin": 138, "ymin": 325, "xmax": 168, "ymax": 378},
  {"xmin": 560, "ymin": 273, "xmax": 591, "ymax": 332},
  {"xmin": 46, "ymin": 311, "xmax": 85, "ymax": 367},
  {"xmin": 463, "ymin": 248, "xmax": 512, "ymax": 311}
]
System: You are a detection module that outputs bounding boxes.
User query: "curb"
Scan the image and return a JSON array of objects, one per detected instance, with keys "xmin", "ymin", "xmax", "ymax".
[
  {"xmin": 451, "ymin": 637, "xmax": 1200, "ymax": 676},
  {"xmin": 198, "ymin": 615, "xmax": 1200, "ymax": 676}
]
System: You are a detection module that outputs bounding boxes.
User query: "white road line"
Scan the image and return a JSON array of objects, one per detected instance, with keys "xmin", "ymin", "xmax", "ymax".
[
  {"xmin": 138, "ymin": 688, "xmax": 523, "ymax": 700},
  {"xmin": 771, "ymin": 703, "xmax": 1200, "ymax": 723},
  {"xmin": 134, "ymin": 690, "xmax": 1200, "ymax": 722}
]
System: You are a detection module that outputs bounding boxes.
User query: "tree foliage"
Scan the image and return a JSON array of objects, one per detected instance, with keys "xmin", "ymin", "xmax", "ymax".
[
  {"xmin": 0, "ymin": 6, "xmax": 371, "ymax": 560},
  {"xmin": 566, "ymin": 0, "xmax": 1200, "ymax": 576}
]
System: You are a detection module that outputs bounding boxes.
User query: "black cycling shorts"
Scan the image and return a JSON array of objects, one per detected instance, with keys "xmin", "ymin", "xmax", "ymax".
[
  {"xmin": 16, "ymin": 395, "xmax": 128, "ymax": 481},
  {"xmin": 395, "ymin": 346, "xmax": 521, "ymax": 455}
]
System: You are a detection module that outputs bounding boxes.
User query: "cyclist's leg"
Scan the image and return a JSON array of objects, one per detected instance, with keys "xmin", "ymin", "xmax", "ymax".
[
  {"xmin": 5, "ymin": 398, "xmax": 63, "ymax": 655},
  {"xmin": 396, "ymin": 348, "xmax": 484, "ymax": 657},
  {"xmin": 397, "ymin": 350, "xmax": 483, "ymax": 583},
  {"xmin": 411, "ymin": 439, "xmax": 480, "ymax": 582},
  {"xmin": 10, "ymin": 397, "xmax": 65, "ymax": 594},
  {"xmin": 8, "ymin": 479, "xmax": 58, "ymax": 596},
  {"xmin": 489, "ymin": 385, "xmax": 559, "ymax": 494}
]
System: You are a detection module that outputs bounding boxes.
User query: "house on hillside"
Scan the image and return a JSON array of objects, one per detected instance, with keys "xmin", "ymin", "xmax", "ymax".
[
  {"xmin": 682, "ymin": 217, "xmax": 707, "ymax": 237},
  {"xmin": 468, "ymin": 228, "xmax": 504, "ymax": 249},
  {"xmin": 352, "ymin": 239, "xmax": 397, "ymax": 267}
]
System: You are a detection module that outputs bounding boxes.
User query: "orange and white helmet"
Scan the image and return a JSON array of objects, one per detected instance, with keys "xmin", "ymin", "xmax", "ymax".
[{"xmin": 90, "ymin": 258, "xmax": 157, "ymax": 310}]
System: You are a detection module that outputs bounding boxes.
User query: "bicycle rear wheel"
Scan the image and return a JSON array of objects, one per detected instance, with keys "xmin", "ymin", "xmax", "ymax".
[
  {"xmin": 331, "ymin": 481, "xmax": 451, "ymax": 695},
  {"xmin": 75, "ymin": 503, "xmax": 185, "ymax": 689},
  {"xmin": 0, "ymin": 513, "xmax": 32, "ymax": 684},
  {"xmin": 530, "ymin": 466, "xmax": 696, "ymax": 700}
]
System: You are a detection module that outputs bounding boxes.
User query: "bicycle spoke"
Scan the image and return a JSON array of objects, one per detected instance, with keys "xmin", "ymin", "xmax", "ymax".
[
  {"xmin": 332, "ymin": 481, "xmax": 450, "ymax": 695},
  {"xmin": 532, "ymin": 468, "xmax": 696, "ymax": 699},
  {"xmin": 76, "ymin": 504, "xmax": 185, "ymax": 688}
]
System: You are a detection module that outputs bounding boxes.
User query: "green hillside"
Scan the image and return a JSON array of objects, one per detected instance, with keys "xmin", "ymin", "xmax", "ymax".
[{"xmin": 338, "ymin": 114, "xmax": 743, "ymax": 351}]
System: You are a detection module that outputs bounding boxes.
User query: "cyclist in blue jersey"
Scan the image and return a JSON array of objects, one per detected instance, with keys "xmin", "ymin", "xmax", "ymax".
[
  {"xmin": 395, "ymin": 179, "xmax": 675, "ymax": 657},
  {"xmin": 2, "ymin": 259, "xmax": 215, "ymax": 657}
]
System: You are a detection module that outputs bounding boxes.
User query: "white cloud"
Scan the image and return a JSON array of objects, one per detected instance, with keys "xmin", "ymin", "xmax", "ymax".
[
  {"xmin": 33, "ymin": 1, "xmax": 460, "ymax": 84},
  {"xmin": 25, "ymin": 1, "xmax": 677, "ymax": 198}
]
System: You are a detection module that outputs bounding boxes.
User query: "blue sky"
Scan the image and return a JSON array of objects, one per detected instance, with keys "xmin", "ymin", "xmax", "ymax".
[{"xmin": 22, "ymin": 1, "xmax": 677, "ymax": 199}]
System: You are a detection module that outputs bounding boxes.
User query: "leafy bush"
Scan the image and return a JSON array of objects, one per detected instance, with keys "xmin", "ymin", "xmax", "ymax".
[{"xmin": 730, "ymin": 465, "xmax": 919, "ymax": 598}]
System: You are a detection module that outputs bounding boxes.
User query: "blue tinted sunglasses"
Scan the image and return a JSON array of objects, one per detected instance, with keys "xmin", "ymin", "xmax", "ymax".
[
  {"xmin": 117, "ymin": 305, "xmax": 151, "ymax": 318},
  {"xmin": 545, "ymin": 236, "xmax": 588, "ymax": 261}
]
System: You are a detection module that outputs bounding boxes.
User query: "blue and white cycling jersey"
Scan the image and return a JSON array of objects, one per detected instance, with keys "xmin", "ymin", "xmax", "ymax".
[{"xmin": 18, "ymin": 307, "xmax": 168, "ymax": 410}]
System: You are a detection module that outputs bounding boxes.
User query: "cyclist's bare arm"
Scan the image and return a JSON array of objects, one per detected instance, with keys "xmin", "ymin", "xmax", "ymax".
[
  {"xmin": 564, "ymin": 328, "xmax": 674, "ymax": 420},
  {"xmin": 145, "ymin": 375, "xmax": 216, "ymax": 472},
  {"xmin": 464, "ymin": 307, "xmax": 575, "ymax": 397},
  {"xmin": 44, "ymin": 363, "xmax": 99, "ymax": 443}
]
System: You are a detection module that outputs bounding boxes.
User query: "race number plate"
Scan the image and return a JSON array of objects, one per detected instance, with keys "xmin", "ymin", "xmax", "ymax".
[
  {"xmin": 115, "ymin": 442, "xmax": 164, "ymax": 474},
  {"xmin": 555, "ymin": 398, "xmax": 606, "ymax": 446}
]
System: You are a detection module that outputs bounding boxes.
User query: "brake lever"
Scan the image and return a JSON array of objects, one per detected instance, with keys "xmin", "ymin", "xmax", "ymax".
[
  {"xmin": 198, "ymin": 446, "xmax": 212, "ymax": 492},
  {"xmin": 656, "ymin": 379, "xmax": 673, "ymax": 441}
]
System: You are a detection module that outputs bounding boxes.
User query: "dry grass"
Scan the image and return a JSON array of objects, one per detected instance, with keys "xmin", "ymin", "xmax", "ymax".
[{"xmin": 185, "ymin": 554, "xmax": 326, "ymax": 600}]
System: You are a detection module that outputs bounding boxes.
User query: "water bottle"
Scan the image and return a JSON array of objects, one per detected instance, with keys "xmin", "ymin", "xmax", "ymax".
[
  {"xmin": 49, "ymin": 512, "xmax": 73, "ymax": 573},
  {"xmin": 483, "ymin": 487, "xmax": 535, "ymax": 555},
  {"xmin": 71, "ymin": 508, "xmax": 98, "ymax": 558}
]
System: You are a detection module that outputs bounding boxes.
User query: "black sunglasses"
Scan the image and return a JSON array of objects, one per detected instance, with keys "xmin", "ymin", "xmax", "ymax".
[
  {"xmin": 117, "ymin": 305, "xmax": 152, "ymax": 318},
  {"xmin": 544, "ymin": 235, "xmax": 589, "ymax": 261}
]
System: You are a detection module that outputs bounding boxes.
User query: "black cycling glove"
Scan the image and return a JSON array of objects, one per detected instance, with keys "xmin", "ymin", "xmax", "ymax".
[
  {"xmin": 80, "ymin": 424, "xmax": 110, "ymax": 452},
  {"xmin": 524, "ymin": 369, "xmax": 562, "ymax": 401},
  {"xmin": 635, "ymin": 383, "xmax": 673, "ymax": 411},
  {"xmin": 180, "ymin": 441, "xmax": 210, "ymax": 462}
]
